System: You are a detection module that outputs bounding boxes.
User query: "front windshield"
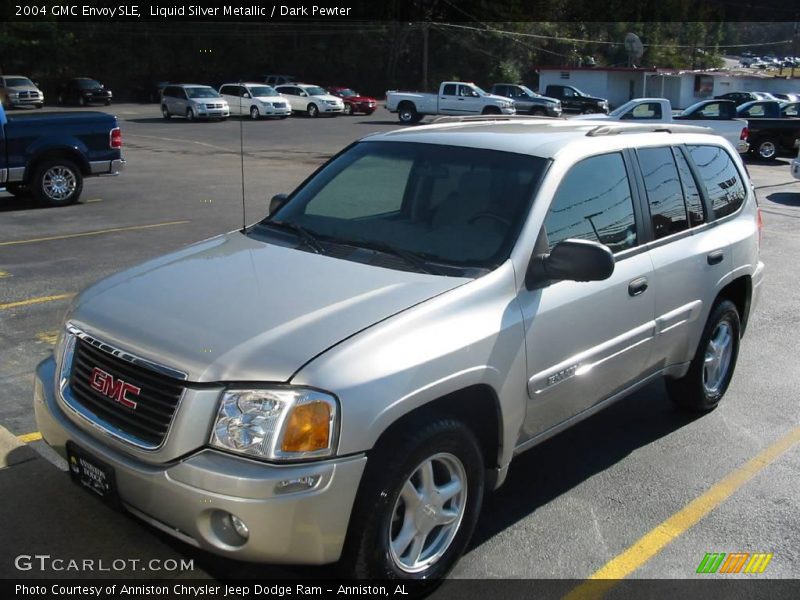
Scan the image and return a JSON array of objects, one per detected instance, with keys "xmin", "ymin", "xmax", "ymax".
[
  {"xmin": 679, "ymin": 100, "xmax": 708, "ymax": 116},
  {"xmin": 337, "ymin": 89, "xmax": 357, "ymax": 97},
  {"xmin": 251, "ymin": 142, "xmax": 547, "ymax": 272},
  {"xmin": 248, "ymin": 86, "xmax": 278, "ymax": 97},
  {"xmin": 472, "ymin": 85, "xmax": 488, "ymax": 96},
  {"xmin": 187, "ymin": 87, "xmax": 220, "ymax": 99},
  {"xmin": 304, "ymin": 86, "xmax": 327, "ymax": 96},
  {"xmin": 520, "ymin": 86, "xmax": 537, "ymax": 97},
  {"xmin": 5, "ymin": 77, "xmax": 34, "ymax": 87},
  {"xmin": 77, "ymin": 79, "xmax": 102, "ymax": 89}
]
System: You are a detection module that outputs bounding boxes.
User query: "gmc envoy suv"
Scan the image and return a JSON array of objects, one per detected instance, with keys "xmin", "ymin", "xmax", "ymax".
[{"xmin": 34, "ymin": 118, "xmax": 764, "ymax": 581}]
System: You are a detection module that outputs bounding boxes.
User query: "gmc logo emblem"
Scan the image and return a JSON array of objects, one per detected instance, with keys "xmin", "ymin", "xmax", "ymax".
[{"xmin": 89, "ymin": 367, "xmax": 140, "ymax": 409}]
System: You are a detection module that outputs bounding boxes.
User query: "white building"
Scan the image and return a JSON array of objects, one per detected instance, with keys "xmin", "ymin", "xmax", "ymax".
[{"xmin": 538, "ymin": 66, "xmax": 800, "ymax": 110}]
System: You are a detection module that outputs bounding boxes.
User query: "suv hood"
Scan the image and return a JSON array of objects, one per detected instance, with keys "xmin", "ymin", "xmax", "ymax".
[{"xmin": 69, "ymin": 232, "xmax": 468, "ymax": 383}]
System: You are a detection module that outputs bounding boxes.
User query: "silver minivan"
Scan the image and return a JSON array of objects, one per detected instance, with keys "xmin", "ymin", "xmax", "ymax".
[
  {"xmin": 161, "ymin": 84, "xmax": 230, "ymax": 121},
  {"xmin": 34, "ymin": 120, "xmax": 763, "ymax": 583}
]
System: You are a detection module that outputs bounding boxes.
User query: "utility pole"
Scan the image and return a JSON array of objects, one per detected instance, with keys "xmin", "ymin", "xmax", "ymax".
[
  {"xmin": 422, "ymin": 22, "xmax": 429, "ymax": 91},
  {"xmin": 792, "ymin": 20, "xmax": 799, "ymax": 79}
]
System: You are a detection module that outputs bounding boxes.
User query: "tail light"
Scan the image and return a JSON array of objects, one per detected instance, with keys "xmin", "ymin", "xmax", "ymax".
[
  {"xmin": 109, "ymin": 127, "xmax": 122, "ymax": 149},
  {"xmin": 740, "ymin": 126, "xmax": 749, "ymax": 141}
]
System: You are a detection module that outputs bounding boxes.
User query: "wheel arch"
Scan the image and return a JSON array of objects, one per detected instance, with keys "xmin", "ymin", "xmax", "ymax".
[
  {"xmin": 714, "ymin": 276, "xmax": 753, "ymax": 336},
  {"xmin": 25, "ymin": 146, "xmax": 90, "ymax": 181},
  {"xmin": 366, "ymin": 384, "xmax": 503, "ymax": 488}
]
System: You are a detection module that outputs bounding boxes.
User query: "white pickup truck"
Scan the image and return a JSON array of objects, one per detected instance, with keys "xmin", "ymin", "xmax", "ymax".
[
  {"xmin": 573, "ymin": 98, "xmax": 749, "ymax": 153},
  {"xmin": 385, "ymin": 81, "xmax": 515, "ymax": 124}
]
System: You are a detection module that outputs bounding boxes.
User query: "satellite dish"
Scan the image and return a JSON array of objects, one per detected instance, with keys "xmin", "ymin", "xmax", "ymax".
[{"xmin": 624, "ymin": 33, "xmax": 644, "ymax": 67}]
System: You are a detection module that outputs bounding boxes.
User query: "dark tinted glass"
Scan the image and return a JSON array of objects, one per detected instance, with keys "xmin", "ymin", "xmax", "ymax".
[
  {"xmin": 544, "ymin": 153, "xmax": 637, "ymax": 253},
  {"xmin": 443, "ymin": 84, "xmax": 457, "ymax": 96},
  {"xmin": 637, "ymin": 147, "xmax": 688, "ymax": 239},
  {"xmin": 687, "ymin": 145, "xmax": 747, "ymax": 219},
  {"xmin": 672, "ymin": 148, "xmax": 705, "ymax": 227},
  {"xmin": 260, "ymin": 142, "xmax": 547, "ymax": 270}
]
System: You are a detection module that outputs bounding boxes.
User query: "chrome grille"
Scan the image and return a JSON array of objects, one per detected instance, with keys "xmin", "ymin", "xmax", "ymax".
[{"xmin": 68, "ymin": 338, "xmax": 184, "ymax": 447}]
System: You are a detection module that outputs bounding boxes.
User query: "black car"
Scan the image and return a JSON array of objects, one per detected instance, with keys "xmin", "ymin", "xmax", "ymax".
[
  {"xmin": 713, "ymin": 91, "xmax": 775, "ymax": 107},
  {"xmin": 57, "ymin": 78, "xmax": 113, "ymax": 106},
  {"xmin": 543, "ymin": 84, "xmax": 608, "ymax": 114}
]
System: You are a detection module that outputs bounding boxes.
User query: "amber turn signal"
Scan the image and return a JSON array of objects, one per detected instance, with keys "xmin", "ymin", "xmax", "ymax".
[{"xmin": 281, "ymin": 401, "xmax": 331, "ymax": 453}]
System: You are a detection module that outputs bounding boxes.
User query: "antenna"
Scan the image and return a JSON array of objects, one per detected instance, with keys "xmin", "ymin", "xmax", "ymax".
[
  {"xmin": 239, "ymin": 79, "xmax": 246, "ymax": 233},
  {"xmin": 624, "ymin": 33, "xmax": 644, "ymax": 68}
]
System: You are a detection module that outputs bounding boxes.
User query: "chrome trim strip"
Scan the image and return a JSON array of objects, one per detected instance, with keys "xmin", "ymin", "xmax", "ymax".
[
  {"xmin": 528, "ymin": 321, "xmax": 656, "ymax": 396},
  {"xmin": 0, "ymin": 170, "xmax": 6, "ymax": 184},
  {"xmin": 7, "ymin": 167, "xmax": 25, "ymax": 182},
  {"xmin": 656, "ymin": 300, "xmax": 703, "ymax": 335},
  {"xmin": 57, "ymin": 324, "xmax": 188, "ymax": 451}
]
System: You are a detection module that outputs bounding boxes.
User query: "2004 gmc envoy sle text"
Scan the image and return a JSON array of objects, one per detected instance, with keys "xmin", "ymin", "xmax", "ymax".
[{"xmin": 34, "ymin": 118, "xmax": 764, "ymax": 581}]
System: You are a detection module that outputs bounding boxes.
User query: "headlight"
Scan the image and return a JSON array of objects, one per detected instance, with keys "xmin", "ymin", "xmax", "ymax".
[
  {"xmin": 597, "ymin": 100, "xmax": 607, "ymax": 107},
  {"xmin": 210, "ymin": 388, "xmax": 338, "ymax": 461},
  {"xmin": 324, "ymin": 100, "xmax": 337, "ymax": 105}
]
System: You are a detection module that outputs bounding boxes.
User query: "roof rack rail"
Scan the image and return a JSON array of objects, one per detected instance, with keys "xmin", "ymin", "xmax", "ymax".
[
  {"xmin": 585, "ymin": 123, "xmax": 711, "ymax": 137},
  {"xmin": 432, "ymin": 114, "xmax": 566, "ymax": 124}
]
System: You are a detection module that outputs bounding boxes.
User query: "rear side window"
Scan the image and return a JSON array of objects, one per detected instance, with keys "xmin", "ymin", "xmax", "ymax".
[
  {"xmin": 544, "ymin": 153, "xmax": 637, "ymax": 253},
  {"xmin": 687, "ymin": 145, "xmax": 747, "ymax": 219},
  {"xmin": 637, "ymin": 147, "xmax": 688, "ymax": 239},
  {"xmin": 672, "ymin": 148, "xmax": 705, "ymax": 227}
]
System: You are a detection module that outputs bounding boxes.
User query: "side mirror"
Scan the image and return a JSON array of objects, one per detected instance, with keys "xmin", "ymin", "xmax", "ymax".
[
  {"xmin": 243, "ymin": 93, "xmax": 251, "ymax": 99},
  {"xmin": 526, "ymin": 239, "xmax": 614, "ymax": 290},
  {"xmin": 299, "ymin": 91, "xmax": 308, "ymax": 97},
  {"xmin": 269, "ymin": 193, "xmax": 289, "ymax": 216}
]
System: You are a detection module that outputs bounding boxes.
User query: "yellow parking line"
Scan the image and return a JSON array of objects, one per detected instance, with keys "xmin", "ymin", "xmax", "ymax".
[
  {"xmin": 85, "ymin": 198, "xmax": 103, "ymax": 203},
  {"xmin": 18, "ymin": 432, "xmax": 42, "ymax": 443},
  {"xmin": 0, "ymin": 293, "xmax": 74, "ymax": 311},
  {"xmin": 0, "ymin": 220, "xmax": 190, "ymax": 247},
  {"xmin": 36, "ymin": 331, "xmax": 59, "ymax": 345},
  {"xmin": 0, "ymin": 270, "xmax": 11, "ymax": 278},
  {"xmin": 564, "ymin": 425, "xmax": 800, "ymax": 600}
]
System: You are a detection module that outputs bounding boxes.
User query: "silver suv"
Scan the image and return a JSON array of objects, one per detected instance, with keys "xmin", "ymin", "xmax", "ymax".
[{"xmin": 34, "ymin": 119, "xmax": 764, "ymax": 581}]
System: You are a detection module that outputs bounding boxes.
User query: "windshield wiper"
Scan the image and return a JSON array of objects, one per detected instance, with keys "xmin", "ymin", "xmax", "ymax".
[
  {"xmin": 343, "ymin": 238, "xmax": 440, "ymax": 275},
  {"xmin": 263, "ymin": 220, "xmax": 326, "ymax": 254}
]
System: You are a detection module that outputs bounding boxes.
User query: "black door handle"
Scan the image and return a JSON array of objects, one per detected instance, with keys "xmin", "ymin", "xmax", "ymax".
[
  {"xmin": 628, "ymin": 277, "xmax": 649, "ymax": 297},
  {"xmin": 707, "ymin": 250, "xmax": 724, "ymax": 265}
]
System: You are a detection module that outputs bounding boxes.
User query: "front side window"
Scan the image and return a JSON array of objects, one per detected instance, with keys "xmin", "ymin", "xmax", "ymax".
[
  {"xmin": 544, "ymin": 153, "xmax": 637, "ymax": 254},
  {"xmin": 442, "ymin": 84, "xmax": 457, "ymax": 96},
  {"xmin": 687, "ymin": 145, "xmax": 747, "ymax": 219},
  {"xmin": 637, "ymin": 147, "xmax": 688, "ymax": 239},
  {"xmin": 256, "ymin": 142, "xmax": 547, "ymax": 270},
  {"xmin": 630, "ymin": 102, "xmax": 662, "ymax": 119}
]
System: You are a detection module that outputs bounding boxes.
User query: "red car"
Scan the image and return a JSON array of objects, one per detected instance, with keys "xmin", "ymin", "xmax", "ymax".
[{"xmin": 327, "ymin": 87, "xmax": 377, "ymax": 115}]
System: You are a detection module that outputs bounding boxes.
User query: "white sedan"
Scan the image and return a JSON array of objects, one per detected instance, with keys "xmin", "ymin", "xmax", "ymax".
[
  {"xmin": 219, "ymin": 83, "xmax": 292, "ymax": 119},
  {"xmin": 274, "ymin": 83, "xmax": 344, "ymax": 117}
]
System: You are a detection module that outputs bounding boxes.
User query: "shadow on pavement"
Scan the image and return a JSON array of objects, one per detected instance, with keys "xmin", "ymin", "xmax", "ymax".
[{"xmin": 766, "ymin": 192, "xmax": 800, "ymax": 206}]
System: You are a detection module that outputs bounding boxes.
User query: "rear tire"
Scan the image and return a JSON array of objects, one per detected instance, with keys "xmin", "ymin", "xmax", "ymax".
[
  {"xmin": 342, "ymin": 419, "xmax": 484, "ymax": 583},
  {"xmin": 397, "ymin": 103, "xmax": 420, "ymax": 124},
  {"xmin": 666, "ymin": 300, "xmax": 741, "ymax": 412},
  {"xmin": 32, "ymin": 159, "xmax": 83, "ymax": 207},
  {"xmin": 754, "ymin": 138, "xmax": 778, "ymax": 160}
]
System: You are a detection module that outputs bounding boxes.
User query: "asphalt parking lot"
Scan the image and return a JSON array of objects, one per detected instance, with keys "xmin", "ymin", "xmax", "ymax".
[{"xmin": 1, "ymin": 104, "xmax": 799, "ymax": 585}]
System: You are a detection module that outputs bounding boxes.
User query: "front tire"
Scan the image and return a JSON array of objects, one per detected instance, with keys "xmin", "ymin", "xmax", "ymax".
[
  {"xmin": 343, "ymin": 419, "xmax": 484, "ymax": 582},
  {"xmin": 343, "ymin": 103, "xmax": 353, "ymax": 115},
  {"xmin": 307, "ymin": 103, "xmax": 319, "ymax": 118},
  {"xmin": 161, "ymin": 104, "xmax": 171, "ymax": 119},
  {"xmin": 667, "ymin": 300, "xmax": 741, "ymax": 412},
  {"xmin": 249, "ymin": 106, "xmax": 261, "ymax": 120},
  {"xmin": 186, "ymin": 108, "xmax": 196, "ymax": 122},
  {"xmin": 32, "ymin": 159, "xmax": 83, "ymax": 207}
]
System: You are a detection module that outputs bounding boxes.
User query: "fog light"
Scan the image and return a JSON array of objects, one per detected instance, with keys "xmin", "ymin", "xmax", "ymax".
[
  {"xmin": 275, "ymin": 474, "xmax": 321, "ymax": 494},
  {"xmin": 229, "ymin": 514, "xmax": 249, "ymax": 539}
]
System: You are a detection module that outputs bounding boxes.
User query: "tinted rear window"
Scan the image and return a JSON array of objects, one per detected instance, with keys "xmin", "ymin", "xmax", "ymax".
[
  {"xmin": 687, "ymin": 145, "xmax": 747, "ymax": 219},
  {"xmin": 637, "ymin": 147, "xmax": 688, "ymax": 240}
]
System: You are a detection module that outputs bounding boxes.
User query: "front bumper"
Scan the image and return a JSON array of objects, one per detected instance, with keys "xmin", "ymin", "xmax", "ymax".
[
  {"xmin": 321, "ymin": 105, "xmax": 344, "ymax": 114},
  {"xmin": 197, "ymin": 110, "xmax": 230, "ymax": 118},
  {"xmin": 9, "ymin": 96, "xmax": 43, "ymax": 106},
  {"xmin": 33, "ymin": 356, "xmax": 367, "ymax": 565},
  {"xmin": 500, "ymin": 106, "xmax": 516, "ymax": 115}
]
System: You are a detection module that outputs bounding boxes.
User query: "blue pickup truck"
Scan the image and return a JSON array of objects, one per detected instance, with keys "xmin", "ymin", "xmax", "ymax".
[{"xmin": 0, "ymin": 107, "xmax": 124, "ymax": 206}]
